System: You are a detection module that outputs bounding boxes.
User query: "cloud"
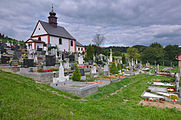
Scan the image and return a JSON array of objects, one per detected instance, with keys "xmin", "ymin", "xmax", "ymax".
[{"xmin": 0, "ymin": 0, "xmax": 181, "ymax": 46}]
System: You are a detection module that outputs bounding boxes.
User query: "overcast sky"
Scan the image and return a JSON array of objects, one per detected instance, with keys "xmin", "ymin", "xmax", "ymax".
[{"xmin": 0, "ymin": 0, "xmax": 181, "ymax": 47}]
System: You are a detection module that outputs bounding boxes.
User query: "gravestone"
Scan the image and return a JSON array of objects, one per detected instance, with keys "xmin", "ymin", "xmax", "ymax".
[
  {"xmin": 78, "ymin": 55, "xmax": 84, "ymax": 65},
  {"xmin": 53, "ymin": 61, "xmax": 69, "ymax": 83},
  {"xmin": 14, "ymin": 51, "xmax": 22, "ymax": 59},
  {"xmin": 1, "ymin": 55, "xmax": 10, "ymax": 64},
  {"xmin": 104, "ymin": 64, "xmax": 109, "ymax": 75},
  {"xmin": 91, "ymin": 66, "xmax": 97, "ymax": 74},
  {"xmin": 88, "ymin": 60, "xmax": 93, "ymax": 65},
  {"xmin": 80, "ymin": 69, "xmax": 85, "ymax": 76},
  {"xmin": 45, "ymin": 55, "xmax": 56, "ymax": 66},
  {"xmin": 69, "ymin": 54, "xmax": 75, "ymax": 62},
  {"xmin": 175, "ymin": 73, "xmax": 180, "ymax": 93},
  {"xmin": 64, "ymin": 59, "xmax": 70, "ymax": 69},
  {"xmin": 80, "ymin": 68, "xmax": 86, "ymax": 80},
  {"xmin": 23, "ymin": 59, "xmax": 34, "ymax": 68},
  {"xmin": 109, "ymin": 49, "xmax": 112, "ymax": 62}
]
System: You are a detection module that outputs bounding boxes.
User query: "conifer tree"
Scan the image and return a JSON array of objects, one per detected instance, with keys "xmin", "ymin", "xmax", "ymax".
[{"xmin": 72, "ymin": 64, "xmax": 81, "ymax": 81}]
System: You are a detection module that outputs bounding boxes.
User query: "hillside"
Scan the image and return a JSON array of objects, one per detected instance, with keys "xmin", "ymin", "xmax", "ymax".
[{"xmin": 0, "ymin": 71, "xmax": 181, "ymax": 119}]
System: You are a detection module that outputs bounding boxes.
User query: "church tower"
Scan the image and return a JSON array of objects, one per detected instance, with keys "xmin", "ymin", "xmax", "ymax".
[{"xmin": 48, "ymin": 5, "xmax": 58, "ymax": 27}]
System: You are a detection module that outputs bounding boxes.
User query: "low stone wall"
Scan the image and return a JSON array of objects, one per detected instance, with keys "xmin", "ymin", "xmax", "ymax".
[
  {"xmin": 19, "ymin": 71, "xmax": 57, "ymax": 84},
  {"xmin": 0, "ymin": 65, "xmax": 20, "ymax": 73},
  {"xmin": 51, "ymin": 81, "xmax": 98, "ymax": 97}
]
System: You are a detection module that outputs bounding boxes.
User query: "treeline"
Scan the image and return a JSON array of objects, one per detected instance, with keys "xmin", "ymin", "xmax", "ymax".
[
  {"xmin": 0, "ymin": 33, "xmax": 25, "ymax": 46},
  {"xmin": 85, "ymin": 43, "xmax": 181, "ymax": 66}
]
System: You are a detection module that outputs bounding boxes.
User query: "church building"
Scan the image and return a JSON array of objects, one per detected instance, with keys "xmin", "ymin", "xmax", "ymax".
[{"xmin": 25, "ymin": 6, "xmax": 85, "ymax": 53}]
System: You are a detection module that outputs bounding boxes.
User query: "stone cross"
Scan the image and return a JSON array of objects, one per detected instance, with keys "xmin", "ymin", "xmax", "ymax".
[
  {"xmin": 109, "ymin": 49, "xmax": 112, "ymax": 62},
  {"xmin": 175, "ymin": 73, "xmax": 180, "ymax": 93}
]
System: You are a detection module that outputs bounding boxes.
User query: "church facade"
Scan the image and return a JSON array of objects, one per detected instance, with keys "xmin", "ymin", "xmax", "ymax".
[{"xmin": 25, "ymin": 7, "xmax": 85, "ymax": 53}]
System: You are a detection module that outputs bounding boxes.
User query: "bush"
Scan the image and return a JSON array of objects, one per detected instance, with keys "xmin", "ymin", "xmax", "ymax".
[
  {"xmin": 50, "ymin": 68, "xmax": 59, "ymax": 71},
  {"xmin": 72, "ymin": 64, "xmax": 81, "ymax": 81},
  {"xmin": 117, "ymin": 63, "xmax": 121, "ymax": 70},
  {"xmin": 168, "ymin": 95, "xmax": 179, "ymax": 100},
  {"xmin": 110, "ymin": 62, "xmax": 118, "ymax": 74},
  {"xmin": 37, "ymin": 69, "xmax": 45, "ymax": 72}
]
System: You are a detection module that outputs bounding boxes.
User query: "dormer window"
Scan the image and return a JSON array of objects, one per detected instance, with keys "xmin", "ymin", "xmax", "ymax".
[
  {"xmin": 71, "ymin": 40, "xmax": 73, "ymax": 46},
  {"xmin": 59, "ymin": 38, "xmax": 62, "ymax": 45}
]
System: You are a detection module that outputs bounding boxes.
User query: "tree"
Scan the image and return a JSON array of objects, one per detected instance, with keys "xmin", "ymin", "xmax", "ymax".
[
  {"xmin": 141, "ymin": 46, "xmax": 164, "ymax": 65},
  {"xmin": 127, "ymin": 47, "xmax": 140, "ymax": 59},
  {"xmin": 72, "ymin": 64, "xmax": 81, "ymax": 81},
  {"xmin": 85, "ymin": 45, "xmax": 94, "ymax": 61},
  {"xmin": 150, "ymin": 42, "xmax": 162, "ymax": 48},
  {"xmin": 92, "ymin": 34, "xmax": 105, "ymax": 47},
  {"xmin": 122, "ymin": 53, "xmax": 126, "ymax": 64},
  {"xmin": 117, "ymin": 63, "xmax": 121, "ymax": 70},
  {"xmin": 110, "ymin": 62, "xmax": 118, "ymax": 74},
  {"xmin": 164, "ymin": 45, "xmax": 181, "ymax": 66}
]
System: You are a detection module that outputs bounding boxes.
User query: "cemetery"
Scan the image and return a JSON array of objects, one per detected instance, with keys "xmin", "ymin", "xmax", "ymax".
[
  {"xmin": 1, "ymin": 40, "xmax": 181, "ymax": 119},
  {"xmin": 1, "ymin": 2, "xmax": 181, "ymax": 119}
]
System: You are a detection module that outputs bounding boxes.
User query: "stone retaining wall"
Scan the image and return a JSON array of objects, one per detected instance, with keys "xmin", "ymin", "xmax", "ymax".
[{"xmin": 51, "ymin": 81, "xmax": 98, "ymax": 97}]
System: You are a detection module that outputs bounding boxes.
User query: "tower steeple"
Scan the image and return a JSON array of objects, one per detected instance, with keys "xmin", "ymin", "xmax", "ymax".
[{"xmin": 48, "ymin": 4, "xmax": 58, "ymax": 27}]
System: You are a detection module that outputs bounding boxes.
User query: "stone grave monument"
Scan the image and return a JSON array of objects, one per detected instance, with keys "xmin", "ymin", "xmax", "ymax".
[
  {"xmin": 91, "ymin": 66, "xmax": 98, "ymax": 77},
  {"xmin": 78, "ymin": 55, "xmax": 84, "ymax": 65},
  {"xmin": 53, "ymin": 61, "xmax": 69, "ymax": 83},
  {"xmin": 104, "ymin": 64, "xmax": 109, "ymax": 75},
  {"xmin": 80, "ymin": 68, "xmax": 86, "ymax": 80}
]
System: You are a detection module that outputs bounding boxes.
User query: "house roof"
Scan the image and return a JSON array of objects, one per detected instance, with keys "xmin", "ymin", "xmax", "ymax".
[
  {"xmin": 76, "ymin": 41, "xmax": 84, "ymax": 47},
  {"xmin": 39, "ymin": 20, "xmax": 75, "ymax": 40}
]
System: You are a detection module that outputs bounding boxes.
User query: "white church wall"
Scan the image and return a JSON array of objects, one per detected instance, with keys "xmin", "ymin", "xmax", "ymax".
[
  {"xmin": 41, "ymin": 36, "xmax": 48, "ymax": 43},
  {"xmin": 32, "ymin": 22, "xmax": 47, "ymax": 36},
  {"xmin": 50, "ymin": 36, "xmax": 69, "ymax": 52}
]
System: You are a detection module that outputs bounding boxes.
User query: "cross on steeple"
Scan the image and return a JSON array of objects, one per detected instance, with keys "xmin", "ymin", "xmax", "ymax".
[
  {"xmin": 48, "ymin": 4, "xmax": 58, "ymax": 27},
  {"xmin": 51, "ymin": 4, "xmax": 54, "ymax": 12}
]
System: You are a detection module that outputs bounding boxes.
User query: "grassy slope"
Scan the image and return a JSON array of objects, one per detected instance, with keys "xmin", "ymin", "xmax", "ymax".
[{"xmin": 0, "ymin": 70, "xmax": 181, "ymax": 120}]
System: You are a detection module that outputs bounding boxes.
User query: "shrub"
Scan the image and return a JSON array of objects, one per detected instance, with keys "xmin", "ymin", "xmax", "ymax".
[
  {"xmin": 72, "ymin": 64, "xmax": 81, "ymax": 81},
  {"xmin": 110, "ymin": 62, "xmax": 118, "ymax": 74},
  {"xmin": 37, "ymin": 69, "xmax": 45, "ymax": 72},
  {"xmin": 50, "ymin": 68, "xmax": 58, "ymax": 71},
  {"xmin": 117, "ymin": 63, "xmax": 121, "ymax": 70},
  {"xmin": 168, "ymin": 95, "xmax": 179, "ymax": 100}
]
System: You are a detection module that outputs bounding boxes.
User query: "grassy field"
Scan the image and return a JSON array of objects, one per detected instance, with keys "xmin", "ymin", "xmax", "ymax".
[{"xmin": 0, "ymin": 70, "xmax": 181, "ymax": 120}]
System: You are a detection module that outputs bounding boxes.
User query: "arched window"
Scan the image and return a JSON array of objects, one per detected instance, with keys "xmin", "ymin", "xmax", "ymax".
[
  {"xmin": 38, "ymin": 37, "xmax": 41, "ymax": 41},
  {"xmin": 59, "ymin": 38, "xmax": 62, "ymax": 45}
]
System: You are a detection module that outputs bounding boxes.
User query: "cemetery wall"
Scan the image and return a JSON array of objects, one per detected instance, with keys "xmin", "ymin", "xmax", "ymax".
[
  {"xmin": 51, "ymin": 82, "xmax": 98, "ymax": 97},
  {"xmin": 19, "ymin": 72, "xmax": 56, "ymax": 84}
]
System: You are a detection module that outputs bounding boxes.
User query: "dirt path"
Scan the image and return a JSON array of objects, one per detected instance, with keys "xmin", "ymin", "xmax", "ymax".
[{"xmin": 138, "ymin": 100, "xmax": 181, "ymax": 111}]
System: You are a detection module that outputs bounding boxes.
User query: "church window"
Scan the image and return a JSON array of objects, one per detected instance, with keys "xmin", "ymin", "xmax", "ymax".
[
  {"xmin": 39, "ymin": 28, "xmax": 40, "ymax": 30},
  {"xmin": 81, "ymin": 48, "xmax": 83, "ymax": 51},
  {"xmin": 59, "ymin": 38, "xmax": 62, "ymax": 45},
  {"xmin": 71, "ymin": 40, "xmax": 73, "ymax": 46},
  {"xmin": 78, "ymin": 48, "xmax": 80, "ymax": 51},
  {"xmin": 38, "ymin": 37, "xmax": 41, "ymax": 41}
]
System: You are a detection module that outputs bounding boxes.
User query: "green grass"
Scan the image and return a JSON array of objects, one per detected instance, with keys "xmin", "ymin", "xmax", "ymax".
[
  {"xmin": 0, "ymin": 70, "xmax": 181, "ymax": 119},
  {"xmin": 151, "ymin": 65, "xmax": 179, "ymax": 73}
]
